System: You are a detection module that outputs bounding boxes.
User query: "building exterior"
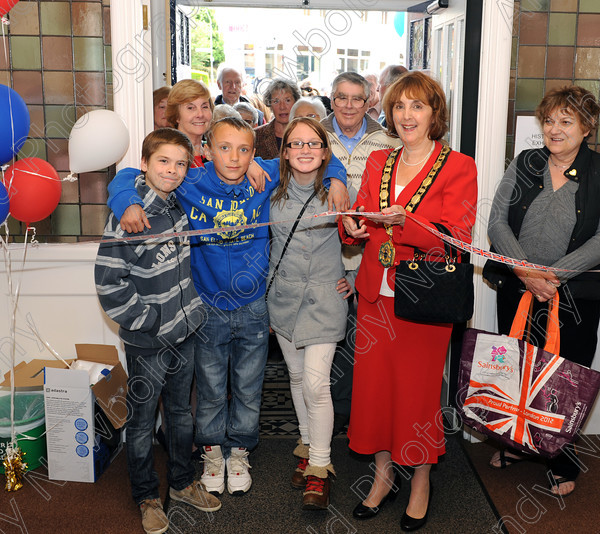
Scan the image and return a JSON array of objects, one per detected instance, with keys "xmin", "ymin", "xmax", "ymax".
[{"xmin": 212, "ymin": 7, "xmax": 407, "ymax": 96}]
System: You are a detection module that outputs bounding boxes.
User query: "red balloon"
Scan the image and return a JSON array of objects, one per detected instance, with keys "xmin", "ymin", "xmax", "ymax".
[
  {"xmin": 0, "ymin": 0, "xmax": 19, "ymax": 17},
  {"xmin": 4, "ymin": 158, "xmax": 62, "ymax": 224}
]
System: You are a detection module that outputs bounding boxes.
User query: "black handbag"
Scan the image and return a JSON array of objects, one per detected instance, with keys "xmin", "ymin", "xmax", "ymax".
[{"xmin": 393, "ymin": 223, "xmax": 474, "ymax": 323}]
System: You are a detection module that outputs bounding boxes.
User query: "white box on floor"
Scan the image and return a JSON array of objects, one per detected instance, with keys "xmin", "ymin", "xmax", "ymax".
[{"xmin": 43, "ymin": 344, "xmax": 128, "ymax": 483}]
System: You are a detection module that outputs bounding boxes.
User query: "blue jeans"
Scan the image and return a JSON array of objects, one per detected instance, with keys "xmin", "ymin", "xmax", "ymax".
[
  {"xmin": 125, "ymin": 336, "xmax": 195, "ymax": 503},
  {"xmin": 194, "ymin": 298, "xmax": 269, "ymax": 454}
]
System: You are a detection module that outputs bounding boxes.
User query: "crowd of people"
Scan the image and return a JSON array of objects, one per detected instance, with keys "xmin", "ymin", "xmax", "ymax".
[{"xmin": 97, "ymin": 63, "xmax": 600, "ymax": 534}]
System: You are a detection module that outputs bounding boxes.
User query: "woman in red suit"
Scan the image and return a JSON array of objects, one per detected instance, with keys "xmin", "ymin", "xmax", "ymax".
[{"xmin": 342, "ymin": 71, "xmax": 477, "ymax": 532}]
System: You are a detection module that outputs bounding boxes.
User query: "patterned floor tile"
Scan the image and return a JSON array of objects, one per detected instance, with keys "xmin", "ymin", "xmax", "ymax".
[{"xmin": 260, "ymin": 361, "xmax": 298, "ymax": 437}]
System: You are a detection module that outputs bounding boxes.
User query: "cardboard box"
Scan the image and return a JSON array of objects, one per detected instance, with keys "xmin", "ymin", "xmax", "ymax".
[
  {"xmin": 1, "ymin": 359, "xmax": 74, "ymax": 390},
  {"xmin": 42, "ymin": 344, "xmax": 128, "ymax": 483}
]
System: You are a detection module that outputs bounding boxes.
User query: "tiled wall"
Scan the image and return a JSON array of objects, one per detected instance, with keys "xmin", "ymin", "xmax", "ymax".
[
  {"xmin": 5, "ymin": 2, "xmax": 599, "ymax": 238},
  {"xmin": 4, "ymin": 0, "xmax": 112, "ymax": 242},
  {"xmin": 507, "ymin": 0, "xmax": 600, "ymax": 162}
]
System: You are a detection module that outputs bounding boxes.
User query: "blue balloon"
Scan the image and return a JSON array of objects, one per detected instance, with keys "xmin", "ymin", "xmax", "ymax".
[
  {"xmin": 0, "ymin": 181, "xmax": 9, "ymax": 225},
  {"xmin": 0, "ymin": 84, "xmax": 30, "ymax": 165},
  {"xmin": 394, "ymin": 12, "xmax": 405, "ymax": 38}
]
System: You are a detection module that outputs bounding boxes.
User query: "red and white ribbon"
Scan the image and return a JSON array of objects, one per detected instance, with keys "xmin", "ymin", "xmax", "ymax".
[{"xmin": 10, "ymin": 210, "xmax": 600, "ymax": 275}]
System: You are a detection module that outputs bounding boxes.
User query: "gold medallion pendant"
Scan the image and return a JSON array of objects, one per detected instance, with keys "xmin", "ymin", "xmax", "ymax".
[
  {"xmin": 378, "ymin": 239, "xmax": 395, "ymax": 268},
  {"xmin": 375, "ymin": 145, "xmax": 450, "ymax": 268}
]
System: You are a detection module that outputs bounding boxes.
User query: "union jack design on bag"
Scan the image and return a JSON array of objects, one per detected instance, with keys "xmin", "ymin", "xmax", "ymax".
[
  {"xmin": 458, "ymin": 292, "xmax": 600, "ymax": 458},
  {"xmin": 464, "ymin": 336, "xmax": 568, "ymax": 454}
]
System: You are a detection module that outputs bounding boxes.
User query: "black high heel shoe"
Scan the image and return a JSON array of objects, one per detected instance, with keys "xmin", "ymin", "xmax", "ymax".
[
  {"xmin": 400, "ymin": 485, "xmax": 433, "ymax": 532},
  {"xmin": 352, "ymin": 473, "xmax": 401, "ymax": 520}
]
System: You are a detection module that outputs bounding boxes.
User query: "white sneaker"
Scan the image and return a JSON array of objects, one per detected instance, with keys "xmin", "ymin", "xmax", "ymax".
[
  {"xmin": 226, "ymin": 447, "xmax": 252, "ymax": 495},
  {"xmin": 200, "ymin": 445, "xmax": 225, "ymax": 495}
]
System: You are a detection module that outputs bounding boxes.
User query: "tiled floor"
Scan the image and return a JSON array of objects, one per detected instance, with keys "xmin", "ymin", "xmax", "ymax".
[{"xmin": 259, "ymin": 361, "xmax": 299, "ymax": 437}]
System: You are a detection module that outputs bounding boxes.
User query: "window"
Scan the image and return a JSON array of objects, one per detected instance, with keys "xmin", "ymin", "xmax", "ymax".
[
  {"xmin": 336, "ymin": 48, "xmax": 370, "ymax": 74},
  {"xmin": 297, "ymin": 56, "xmax": 309, "ymax": 78}
]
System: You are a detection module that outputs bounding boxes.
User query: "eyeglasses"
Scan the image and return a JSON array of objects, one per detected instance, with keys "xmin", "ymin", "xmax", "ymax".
[
  {"xmin": 285, "ymin": 141, "xmax": 325, "ymax": 150},
  {"xmin": 333, "ymin": 95, "xmax": 368, "ymax": 108},
  {"xmin": 270, "ymin": 97, "xmax": 294, "ymax": 106}
]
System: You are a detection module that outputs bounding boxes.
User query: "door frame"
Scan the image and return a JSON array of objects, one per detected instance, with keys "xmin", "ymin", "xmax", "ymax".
[
  {"xmin": 110, "ymin": 0, "xmax": 515, "ymax": 333},
  {"xmin": 429, "ymin": 0, "xmax": 467, "ymax": 151}
]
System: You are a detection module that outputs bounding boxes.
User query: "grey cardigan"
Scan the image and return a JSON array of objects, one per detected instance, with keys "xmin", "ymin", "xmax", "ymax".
[
  {"xmin": 488, "ymin": 157, "xmax": 600, "ymax": 281},
  {"xmin": 267, "ymin": 177, "xmax": 349, "ymax": 348}
]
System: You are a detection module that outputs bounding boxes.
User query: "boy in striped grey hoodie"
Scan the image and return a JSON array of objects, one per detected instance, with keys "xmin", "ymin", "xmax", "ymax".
[{"xmin": 95, "ymin": 128, "xmax": 221, "ymax": 534}]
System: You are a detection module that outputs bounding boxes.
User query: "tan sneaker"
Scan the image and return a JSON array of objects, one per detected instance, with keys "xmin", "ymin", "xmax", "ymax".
[
  {"xmin": 139, "ymin": 498, "xmax": 169, "ymax": 534},
  {"xmin": 170, "ymin": 480, "xmax": 222, "ymax": 512}
]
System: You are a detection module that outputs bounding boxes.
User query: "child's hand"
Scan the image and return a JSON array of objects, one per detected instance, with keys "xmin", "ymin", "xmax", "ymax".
[
  {"xmin": 247, "ymin": 160, "xmax": 271, "ymax": 193},
  {"xmin": 336, "ymin": 277, "xmax": 354, "ymax": 299},
  {"xmin": 121, "ymin": 205, "xmax": 150, "ymax": 233},
  {"xmin": 327, "ymin": 179, "xmax": 350, "ymax": 215}
]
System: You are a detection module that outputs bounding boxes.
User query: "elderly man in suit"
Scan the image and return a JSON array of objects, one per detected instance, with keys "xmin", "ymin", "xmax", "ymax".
[{"xmin": 214, "ymin": 66, "xmax": 264, "ymax": 125}]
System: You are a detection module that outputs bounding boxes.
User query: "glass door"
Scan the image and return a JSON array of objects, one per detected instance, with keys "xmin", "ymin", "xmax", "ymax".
[{"xmin": 430, "ymin": 0, "xmax": 466, "ymax": 150}]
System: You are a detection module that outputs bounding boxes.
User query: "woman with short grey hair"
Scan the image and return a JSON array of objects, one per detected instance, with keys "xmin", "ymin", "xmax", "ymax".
[
  {"xmin": 233, "ymin": 102, "xmax": 259, "ymax": 127},
  {"xmin": 255, "ymin": 78, "xmax": 301, "ymax": 158},
  {"xmin": 289, "ymin": 97, "xmax": 327, "ymax": 121}
]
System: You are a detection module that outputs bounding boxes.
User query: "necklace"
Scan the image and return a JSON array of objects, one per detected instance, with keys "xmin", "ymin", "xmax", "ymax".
[
  {"xmin": 549, "ymin": 155, "xmax": 573, "ymax": 169},
  {"xmin": 400, "ymin": 141, "xmax": 435, "ymax": 167}
]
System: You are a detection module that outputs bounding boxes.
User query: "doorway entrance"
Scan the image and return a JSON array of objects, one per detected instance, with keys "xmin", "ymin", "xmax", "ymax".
[{"xmin": 164, "ymin": 0, "xmax": 472, "ymax": 152}]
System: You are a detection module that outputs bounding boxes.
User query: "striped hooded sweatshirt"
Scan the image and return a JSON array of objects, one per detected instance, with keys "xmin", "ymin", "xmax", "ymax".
[{"xmin": 95, "ymin": 175, "xmax": 203, "ymax": 351}]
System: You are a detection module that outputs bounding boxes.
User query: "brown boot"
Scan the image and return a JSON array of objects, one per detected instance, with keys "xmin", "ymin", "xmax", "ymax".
[
  {"xmin": 292, "ymin": 457, "xmax": 309, "ymax": 488},
  {"xmin": 302, "ymin": 464, "xmax": 335, "ymax": 510},
  {"xmin": 291, "ymin": 440, "xmax": 310, "ymax": 489}
]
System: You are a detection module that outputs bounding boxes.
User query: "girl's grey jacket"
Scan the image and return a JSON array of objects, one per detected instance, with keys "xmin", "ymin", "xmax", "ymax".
[
  {"xmin": 267, "ymin": 177, "xmax": 350, "ymax": 348},
  {"xmin": 95, "ymin": 176, "xmax": 204, "ymax": 350}
]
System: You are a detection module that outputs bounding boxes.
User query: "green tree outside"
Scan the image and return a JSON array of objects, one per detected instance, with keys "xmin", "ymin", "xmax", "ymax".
[{"xmin": 191, "ymin": 8, "xmax": 224, "ymax": 80}]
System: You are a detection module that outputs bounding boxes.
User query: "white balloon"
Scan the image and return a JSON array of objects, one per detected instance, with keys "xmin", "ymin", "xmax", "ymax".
[{"xmin": 68, "ymin": 110, "xmax": 130, "ymax": 174}]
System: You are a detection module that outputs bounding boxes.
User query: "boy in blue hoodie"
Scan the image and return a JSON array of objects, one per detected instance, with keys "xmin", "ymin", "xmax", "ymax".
[
  {"xmin": 95, "ymin": 128, "xmax": 221, "ymax": 534},
  {"xmin": 107, "ymin": 117, "xmax": 347, "ymax": 498}
]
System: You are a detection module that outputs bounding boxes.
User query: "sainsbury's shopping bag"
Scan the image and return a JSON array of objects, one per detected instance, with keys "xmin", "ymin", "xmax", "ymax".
[{"xmin": 457, "ymin": 292, "xmax": 600, "ymax": 458}]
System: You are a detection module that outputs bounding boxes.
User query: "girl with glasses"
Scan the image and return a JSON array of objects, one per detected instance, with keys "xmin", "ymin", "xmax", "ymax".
[{"xmin": 267, "ymin": 117, "xmax": 353, "ymax": 511}]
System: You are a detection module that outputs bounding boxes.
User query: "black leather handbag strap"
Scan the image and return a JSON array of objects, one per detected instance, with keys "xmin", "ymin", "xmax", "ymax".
[
  {"xmin": 432, "ymin": 222, "xmax": 469, "ymax": 263},
  {"xmin": 410, "ymin": 222, "xmax": 468, "ymax": 264},
  {"xmin": 266, "ymin": 189, "xmax": 318, "ymax": 299}
]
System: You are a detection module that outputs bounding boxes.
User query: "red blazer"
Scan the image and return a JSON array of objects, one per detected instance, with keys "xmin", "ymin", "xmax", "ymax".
[{"xmin": 343, "ymin": 142, "xmax": 478, "ymax": 303}]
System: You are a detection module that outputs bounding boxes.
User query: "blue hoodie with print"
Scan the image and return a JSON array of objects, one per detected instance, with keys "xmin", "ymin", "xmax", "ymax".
[{"xmin": 108, "ymin": 158, "xmax": 346, "ymax": 311}]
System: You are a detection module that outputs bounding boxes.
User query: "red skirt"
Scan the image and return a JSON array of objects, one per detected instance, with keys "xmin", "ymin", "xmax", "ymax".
[{"xmin": 348, "ymin": 295, "xmax": 452, "ymax": 465}]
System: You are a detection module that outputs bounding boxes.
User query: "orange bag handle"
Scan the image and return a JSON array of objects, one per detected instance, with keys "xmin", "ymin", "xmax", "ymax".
[{"xmin": 508, "ymin": 291, "xmax": 560, "ymax": 355}]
